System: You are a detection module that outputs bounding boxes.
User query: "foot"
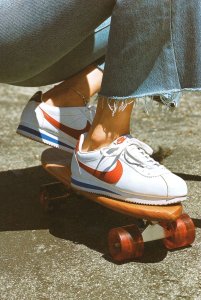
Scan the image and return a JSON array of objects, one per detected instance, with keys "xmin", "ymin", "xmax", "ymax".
[
  {"xmin": 71, "ymin": 134, "xmax": 187, "ymax": 205},
  {"xmin": 17, "ymin": 91, "xmax": 96, "ymax": 152}
]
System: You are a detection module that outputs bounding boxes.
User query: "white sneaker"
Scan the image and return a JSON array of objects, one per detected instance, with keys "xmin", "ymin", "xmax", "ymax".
[
  {"xmin": 71, "ymin": 134, "xmax": 187, "ymax": 205},
  {"xmin": 17, "ymin": 91, "xmax": 96, "ymax": 152}
]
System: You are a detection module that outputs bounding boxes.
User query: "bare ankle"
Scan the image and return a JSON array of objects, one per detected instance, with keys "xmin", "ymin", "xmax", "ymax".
[
  {"xmin": 82, "ymin": 137, "xmax": 113, "ymax": 152},
  {"xmin": 43, "ymin": 87, "xmax": 87, "ymax": 107},
  {"xmin": 81, "ymin": 97, "xmax": 134, "ymax": 152},
  {"xmin": 82, "ymin": 130, "xmax": 122, "ymax": 152},
  {"xmin": 42, "ymin": 64, "xmax": 103, "ymax": 107}
]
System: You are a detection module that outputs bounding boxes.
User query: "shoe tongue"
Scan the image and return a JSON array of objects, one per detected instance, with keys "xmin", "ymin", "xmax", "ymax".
[{"xmin": 113, "ymin": 135, "xmax": 153, "ymax": 155}]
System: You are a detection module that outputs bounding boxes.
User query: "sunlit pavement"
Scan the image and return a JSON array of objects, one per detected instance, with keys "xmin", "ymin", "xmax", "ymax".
[{"xmin": 0, "ymin": 83, "xmax": 201, "ymax": 300}]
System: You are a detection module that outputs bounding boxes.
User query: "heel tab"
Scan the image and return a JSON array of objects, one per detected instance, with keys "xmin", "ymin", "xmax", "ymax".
[
  {"xmin": 75, "ymin": 134, "xmax": 85, "ymax": 153},
  {"xmin": 29, "ymin": 91, "xmax": 42, "ymax": 103}
]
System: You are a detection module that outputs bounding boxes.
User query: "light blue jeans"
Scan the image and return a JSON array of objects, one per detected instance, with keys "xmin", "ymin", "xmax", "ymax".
[{"xmin": 0, "ymin": 0, "xmax": 201, "ymax": 106}]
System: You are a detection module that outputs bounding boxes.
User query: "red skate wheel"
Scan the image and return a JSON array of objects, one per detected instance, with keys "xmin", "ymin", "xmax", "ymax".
[
  {"xmin": 108, "ymin": 224, "xmax": 144, "ymax": 262},
  {"xmin": 162, "ymin": 214, "xmax": 195, "ymax": 250}
]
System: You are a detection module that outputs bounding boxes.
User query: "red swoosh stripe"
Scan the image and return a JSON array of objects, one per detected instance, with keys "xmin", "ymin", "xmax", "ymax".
[
  {"xmin": 78, "ymin": 160, "xmax": 123, "ymax": 184},
  {"xmin": 40, "ymin": 108, "xmax": 91, "ymax": 139}
]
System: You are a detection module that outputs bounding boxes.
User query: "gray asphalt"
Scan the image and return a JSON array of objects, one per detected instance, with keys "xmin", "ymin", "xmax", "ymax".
[{"xmin": 0, "ymin": 83, "xmax": 201, "ymax": 300}]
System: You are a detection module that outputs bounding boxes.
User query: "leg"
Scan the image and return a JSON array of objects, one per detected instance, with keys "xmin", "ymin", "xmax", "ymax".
[
  {"xmin": 12, "ymin": 19, "xmax": 111, "ymax": 87},
  {"xmin": 16, "ymin": 0, "xmax": 190, "ymax": 204},
  {"xmin": 42, "ymin": 64, "xmax": 103, "ymax": 107},
  {"xmin": 99, "ymin": 0, "xmax": 201, "ymax": 99},
  {"xmin": 82, "ymin": 99, "xmax": 134, "ymax": 151},
  {"xmin": 0, "ymin": 0, "xmax": 115, "ymax": 83},
  {"xmin": 16, "ymin": 14, "xmax": 111, "ymax": 149},
  {"xmin": 40, "ymin": 21, "xmax": 108, "ymax": 107},
  {"xmin": 71, "ymin": 0, "xmax": 189, "ymax": 204},
  {"xmin": 82, "ymin": 0, "xmax": 201, "ymax": 152}
]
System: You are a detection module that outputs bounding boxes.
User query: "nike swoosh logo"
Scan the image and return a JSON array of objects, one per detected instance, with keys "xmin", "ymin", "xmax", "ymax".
[
  {"xmin": 40, "ymin": 108, "xmax": 91, "ymax": 139},
  {"xmin": 78, "ymin": 160, "xmax": 123, "ymax": 184}
]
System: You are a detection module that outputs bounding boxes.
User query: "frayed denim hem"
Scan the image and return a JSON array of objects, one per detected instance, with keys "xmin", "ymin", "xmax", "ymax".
[
  {"xmin": 98, "ymin": 96, "xmax": 135, "ymax": 116},
  {"xmin": 99, "ymin": 87, "xmax": 201, "ymax": 107},
  {"xmin": 98, "ymin": 88, "xmax": 201, "ymax": 115}
]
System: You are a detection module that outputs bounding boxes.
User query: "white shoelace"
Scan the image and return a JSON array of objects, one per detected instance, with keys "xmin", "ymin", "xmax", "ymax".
[{"xmin": 101, "ymin": 137, "xmax": 163, "ymax": 169}]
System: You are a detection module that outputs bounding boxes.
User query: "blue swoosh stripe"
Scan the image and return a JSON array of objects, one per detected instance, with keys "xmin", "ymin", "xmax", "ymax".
[
  {"xmin": 18, "ymin": 125, "xmax": 74, "ymax": 149},
  {"xmin": 71, "ymin": 178, "xmax": 120, "ymax": 195}
]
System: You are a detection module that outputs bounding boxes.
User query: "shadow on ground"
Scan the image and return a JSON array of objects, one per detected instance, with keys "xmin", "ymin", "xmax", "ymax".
[
  {"xmin": 0, "ymin": 166, "xmax": 200, "ymax": 264},
  {"xmin": 175, "ymin": 173, "xmax": 201, "ymax": 182}
]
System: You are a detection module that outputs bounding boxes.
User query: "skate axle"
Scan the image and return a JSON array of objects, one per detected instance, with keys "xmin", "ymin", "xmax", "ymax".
[
  {"xmin": 40, "ymin": 182, "xmax": 70, "ymax": 212},
  {"xmin": 108, "ymin": 214, "xmax": 195, "ymax": 262},
  {"xmin": 141, "ymin": 223, "xmax": 166, "ymax": 242},
  {"xmin": 39, "ymin": 164, "xmax": 195, "ymax": 264}
]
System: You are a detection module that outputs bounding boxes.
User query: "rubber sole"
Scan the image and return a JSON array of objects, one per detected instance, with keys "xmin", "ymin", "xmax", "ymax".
[
  {"xmin": 17, "ymin": 124, "xmax": 74, "ymax": 153},
  {"xmin": 71, "ymin": 177, "xmax": 187, "ymax": 206}
]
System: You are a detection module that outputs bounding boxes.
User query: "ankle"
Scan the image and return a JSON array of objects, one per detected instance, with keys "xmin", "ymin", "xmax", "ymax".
[
  {"xmin": 81, "ymin": 100, "xmax": 133, "ymax": 152},
  {"xmin": 82, "ymin": 135, "xmax": 114, "ymax": 152},
  {"xmin": 82, "ymin": 129, "xmax": 126, "ymax": 152},
  {"xmin": 43, "ymin": 87, "xmax": 87, "ymax": 107},
  {"xmin": 42, "ymin": 65, "xmax": 103, "ymax": 108}
]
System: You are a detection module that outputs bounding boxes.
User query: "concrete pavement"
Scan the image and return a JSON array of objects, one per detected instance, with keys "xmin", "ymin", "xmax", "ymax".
[{"xmin": 0, "ymin": 83, "xmax": 201, "ymax": 299}]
